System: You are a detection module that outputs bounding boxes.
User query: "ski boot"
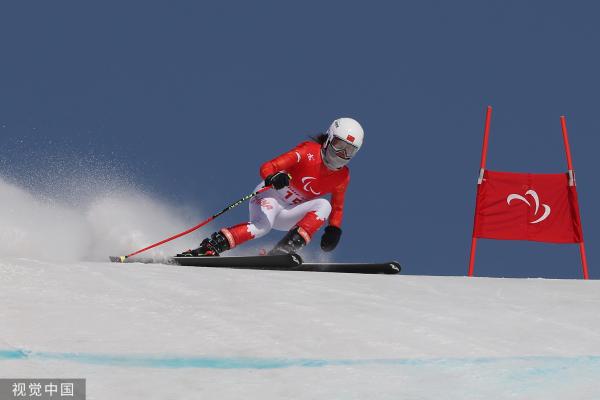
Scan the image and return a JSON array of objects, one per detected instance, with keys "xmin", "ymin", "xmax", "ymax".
[
  {"xmin": 268, "ymin": 227, "xmax": 307, "ymax": 256},
  {"xmin": 178, "ymin": 231, "xmax": 230, "ymax": 257}
]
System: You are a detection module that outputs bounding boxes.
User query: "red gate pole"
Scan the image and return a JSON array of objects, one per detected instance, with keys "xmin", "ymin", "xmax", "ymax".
[
  {"xmin": 560, "ymin": 116, "xmax": 589, "ymax": 279},
  {"xmin": 468, "ymin": 106, "xmax": 493, "ymax": 277}
]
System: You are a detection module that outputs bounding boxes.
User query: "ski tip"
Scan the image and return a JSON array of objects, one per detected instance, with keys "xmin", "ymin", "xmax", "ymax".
[
  {"xmin": 109, "ymin": 256, "xmax": 127, "ymax": 263},
  {"xmin": 388, "ymin": 262, "xmax": 401, "ymax": 274}
]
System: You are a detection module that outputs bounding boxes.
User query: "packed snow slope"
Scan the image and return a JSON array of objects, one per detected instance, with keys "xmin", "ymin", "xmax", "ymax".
[{"xmin": 1, "ymin": 258, "xmax": 599, "ymax": 400}]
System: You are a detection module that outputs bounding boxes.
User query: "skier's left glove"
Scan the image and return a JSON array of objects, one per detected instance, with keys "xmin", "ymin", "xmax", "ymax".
[
  {"xmin": 265, "ymin": 172, "xmax": 291, "ymax": 190},
  {"xmin": 320, "ymin": 225, "xmax": 342, "ymax": 252}
]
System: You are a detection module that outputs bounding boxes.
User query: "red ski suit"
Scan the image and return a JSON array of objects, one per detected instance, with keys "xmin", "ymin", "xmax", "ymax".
[{"xmin": 220, "ymin": 141, "xmax": 350, "ymax": 248}]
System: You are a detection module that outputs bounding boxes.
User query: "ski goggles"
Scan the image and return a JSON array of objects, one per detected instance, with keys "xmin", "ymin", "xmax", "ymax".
[{"xmin": 330, "ymin": 137, "xmax": 359, "ymax": 160}]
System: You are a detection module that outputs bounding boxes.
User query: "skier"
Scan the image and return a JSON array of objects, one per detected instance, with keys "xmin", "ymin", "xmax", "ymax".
[{"xmin": 182, "ymin": 117, "xmax": 364, "ymax": 256}]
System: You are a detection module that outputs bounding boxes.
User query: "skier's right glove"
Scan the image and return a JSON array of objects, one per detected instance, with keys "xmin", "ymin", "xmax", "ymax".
[
  {"xmin": 265, "ymin": 172, "xmax": 291, "ymax": 190},
  {"xmin": 320, "ymin": 225, "xmax": 342, "ymax": 252}
]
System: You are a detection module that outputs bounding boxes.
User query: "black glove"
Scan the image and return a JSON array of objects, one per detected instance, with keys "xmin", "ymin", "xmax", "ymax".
[
  {"xmin": 320, "ymin": 225, "xmax": 342, "ymax": 252},
  {"xmin": 265, "ymin": 172, "xmax": 291, "ymax": 190}
]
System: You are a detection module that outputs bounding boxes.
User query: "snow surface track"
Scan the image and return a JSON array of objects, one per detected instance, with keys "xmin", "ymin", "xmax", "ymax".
[{"xmin": 1, "ymin": 258, "xmax": 599, "ymax": 399}]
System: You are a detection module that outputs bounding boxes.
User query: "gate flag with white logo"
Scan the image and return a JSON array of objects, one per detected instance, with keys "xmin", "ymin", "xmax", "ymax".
[
  {"xmin": 468, "ymin": 107, "xmax": 589, "ymax": 279},
  {"xmin": 474, "ymin": 171, "xmax": 583, "ymax": 243}
]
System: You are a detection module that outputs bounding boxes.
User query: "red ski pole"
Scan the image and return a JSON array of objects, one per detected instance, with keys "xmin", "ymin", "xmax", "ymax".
[{"xmin": 111, "ymin": 185, "xmax": 272, "ymax": 262}]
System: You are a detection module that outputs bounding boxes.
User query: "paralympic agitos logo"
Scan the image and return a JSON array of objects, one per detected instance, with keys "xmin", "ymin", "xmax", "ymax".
[
  {"xmin": 301, "ymin": 176, "xmax": 321, "ymax": 195},
  {"xmin": 506, "ymin": 189, "xmax": 551, "ymax": 224}
]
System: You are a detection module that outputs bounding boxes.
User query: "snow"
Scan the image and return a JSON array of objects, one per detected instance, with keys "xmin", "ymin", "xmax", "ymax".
[
  {"xmin": 1, "ymin": 259, "xmax": 600, "ymax": 399},
  {"xmin": 1, "ymin": 177, "xmax": 599, "ymax": 399},
  {"xmin": 0, "ymin": 176, "xmax": 200, "ymax": 262}
]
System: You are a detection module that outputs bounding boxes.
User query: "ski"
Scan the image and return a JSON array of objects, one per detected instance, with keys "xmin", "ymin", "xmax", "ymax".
[
  {"xmin": 298, "ymin": 262, "xmax": 401, "ymax": 274},
  {"xmin": 109, "ymin": 254, "xmax": 401, "ymax": 274},
  {"xmin": 109, "ymin": 254, "xmax": 302, "ymax": 269},
  {"xmin": 171, "ymin": 253, "xmax": 303, "ymax": 270}
]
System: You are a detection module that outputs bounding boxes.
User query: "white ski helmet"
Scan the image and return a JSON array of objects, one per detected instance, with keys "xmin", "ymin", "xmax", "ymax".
[{"xmin": 321, "ymin": 117, "xmax": 364, "ymax": 170}]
